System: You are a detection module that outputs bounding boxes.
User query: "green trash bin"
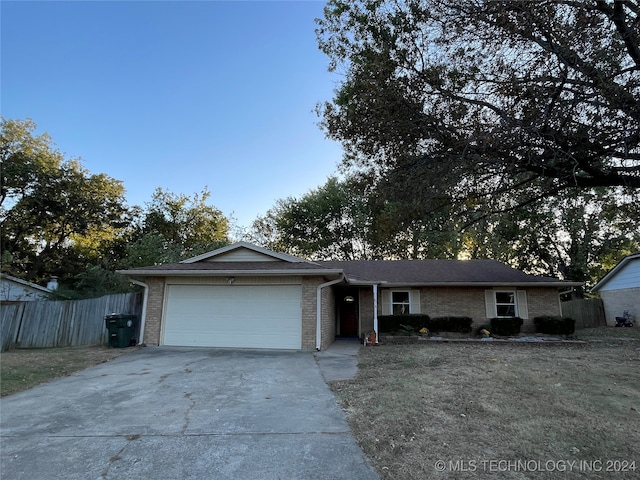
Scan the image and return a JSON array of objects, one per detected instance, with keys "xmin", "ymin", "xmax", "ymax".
[{"xmin": 105, "ymin": 313, "xmax": 138, "ymax": 348}]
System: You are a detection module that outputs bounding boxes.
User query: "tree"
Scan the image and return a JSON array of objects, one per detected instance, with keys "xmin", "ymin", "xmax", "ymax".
[
  {"xmin": 1, "ymin": 118, "xmax": 232, "ymax": 294},
  {"xmin": 252, "ymin": 173, "xmax": 637, "ymax": 286},
  {"xmin": 1, "ymin": 118, "xmax": 60, "ymax": 209},
  {"xmin": 459, "ymin": 187, "xmax": 640, "ymax": 288},
  {"xmin": 250, "ymin": 177, "xmax": 375, "ymax": 260},
  {"xmin": 119, "ymin": 188, "xmax": 230, "ymax": 267},
  {"xmin": 48, "ymin": 265, "xmax": 133, "ymax": 300},
  {"xmin": 316, "ymin": 0, "xmax": 640, "ymax": 214},
  {"xmin": 120, "ymin": 232, "xmax": 184, "ymax": 268},
  {"xmin": 1, "ymin": 119, "xmax": 130, "ymax": 284}
]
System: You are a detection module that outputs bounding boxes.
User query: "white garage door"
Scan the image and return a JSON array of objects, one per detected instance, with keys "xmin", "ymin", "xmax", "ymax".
[{"xmin": 163, "ymin": 284, "xmax": 302, "ymax": 349}]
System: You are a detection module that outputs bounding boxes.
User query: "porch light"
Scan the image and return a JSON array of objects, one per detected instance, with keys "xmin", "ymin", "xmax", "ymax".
[{"xmin": 343, "ymin": 295, "xmax": 355, "ymax": 303}]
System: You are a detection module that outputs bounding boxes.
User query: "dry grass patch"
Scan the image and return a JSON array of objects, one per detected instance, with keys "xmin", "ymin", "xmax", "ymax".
[
  {"xmin": 332, "ymin": 331, "xmax": 640, "ymax": 479},
  {"xmin": 1, "ymin": 346, "xmax": 133, "ymax": 397}
]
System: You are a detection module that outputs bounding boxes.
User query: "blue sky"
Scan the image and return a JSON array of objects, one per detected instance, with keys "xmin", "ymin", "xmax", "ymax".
[{"xmin": 1, "ymin": 0, "xmax": 343, "ymax": 230}]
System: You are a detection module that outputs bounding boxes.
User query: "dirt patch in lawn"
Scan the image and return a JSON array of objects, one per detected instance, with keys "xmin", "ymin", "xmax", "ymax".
[
  {"xmin": 332, "ymin": 328, "xmax": 640, "ymax": 479},
  {"xmin": 1, "ymin": 346, "xmax": 135, "ymax": 397}
]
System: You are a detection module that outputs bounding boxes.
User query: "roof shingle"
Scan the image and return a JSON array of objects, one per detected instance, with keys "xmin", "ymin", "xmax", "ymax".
[
  {"xmin": 119, "ymin": 258, "xmax": 578, "ymax": 286},
  {"xmin": 317, "ymin": 259, "xmax": 568, "ymax": 285}
]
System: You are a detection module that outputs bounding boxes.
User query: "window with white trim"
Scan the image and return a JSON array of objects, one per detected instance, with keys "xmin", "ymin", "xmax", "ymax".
[
  {"xmin": 391, "ymin": 291, "xmax": 410, "ymax": 314},
  {"xmin": 381, "ymin": 289, "xmax": 420, "ymax": 315},
  {"xmin": 494, "ymin": 291, "xmax": 516, "ymax": 317}
]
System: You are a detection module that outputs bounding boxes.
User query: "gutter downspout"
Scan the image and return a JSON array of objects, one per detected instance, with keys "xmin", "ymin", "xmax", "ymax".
[
  {"xmin": 129, "ymin": 279, "xmax": 149, "ymax": 345},
  {"xmin": 373, "ymin": 283, "xmax": 379, "ymax": 344},
  {"xmin": 558, "ymin": 287, "xmax": 575, "ymax": 316},
  {"xmin": 316, "ymin": 274, "xmax": 345, "ymax": 351},
  {"xmin": 558, "ymin": 287, "xmax": 574, "ymax": 298}
]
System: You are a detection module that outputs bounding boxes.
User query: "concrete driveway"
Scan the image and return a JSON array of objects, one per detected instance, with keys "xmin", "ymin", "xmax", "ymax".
[{"xmin": 1, "ymin": 347, "xmax": 378, "ymax": 480}]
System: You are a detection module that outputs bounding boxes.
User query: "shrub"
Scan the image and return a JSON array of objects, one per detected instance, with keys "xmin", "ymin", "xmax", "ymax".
[
  {"xmin": 378, "ymin": 315, "xmax": 430, "ymax": 333},
  {"xmin": 534, "ymin": 316, "xmax": 576, "ymax": 336},
  {"xmin": 378, "ymin": 315, "xmax": 472, "ymax": 333},
  {"xmin": 429, "ymin": 316, "xmax": 473, "ymax": 333},
  {"xmin": 490, "ymin": 317, "xmax": 523, "ymax": 336}
]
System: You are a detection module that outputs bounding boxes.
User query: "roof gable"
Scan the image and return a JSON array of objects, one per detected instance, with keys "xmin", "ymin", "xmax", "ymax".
[
  {"xmin": 591, "ymin": 252, "xmax": 640, "ymax": 292},
  {"xmin": 0, "ymin": 273, "xmax": 51, "ymax": 293},
  {"xmin": 1, "ymin": 273, "xmax": 52, "ymax": 301},
  {"xmin": 181, "ymin": 242, "xmax": 311, "ymax": 264}
]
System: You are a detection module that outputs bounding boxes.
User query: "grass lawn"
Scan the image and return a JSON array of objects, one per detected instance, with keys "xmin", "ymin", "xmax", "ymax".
[
  {"xmin": 331, "ymin": 327, "xmax": 640, "ymax": 479},
  {"xmin": 0, "ymin": 346, "xmax": 133, "ymax": 397}
]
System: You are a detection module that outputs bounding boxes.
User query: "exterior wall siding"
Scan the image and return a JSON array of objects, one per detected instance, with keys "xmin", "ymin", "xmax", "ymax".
[
  {"xmin": 206, "ymin": 250, "xmax": 278, "ymax": 262},
  {"xmin": 600, "ymin": 287, "xmax": 640, "ymax": 326},
  {"xmin": 598, "ymin": 259, "xmax": 640, "ymax": 291},
  {"xmin": 0, "ymin": 279, "xmax": 50, "ymax": 302},
  {"xmin": 143, "ymin": 277, "xmax": 166, "ymax": 345}
]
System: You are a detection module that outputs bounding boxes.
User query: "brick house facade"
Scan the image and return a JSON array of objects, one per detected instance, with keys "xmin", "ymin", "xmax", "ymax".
[{"xmin": 120, "ymin": 242, "xmax": 579, "ymax": 350}]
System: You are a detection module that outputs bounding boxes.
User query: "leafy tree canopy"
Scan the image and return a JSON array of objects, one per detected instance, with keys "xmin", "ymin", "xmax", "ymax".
[
  {"xmin": 250, "ymin": 174, "xmax": 638, "ymax": 288},
  {"xmin": 132, "ymin": 187, "xmax": 229, "ymax": 264},
  {"xmin": 1, "ymin": 118, "xmax": 60, "ymax": 209},
  {"xmin": 316, "ymin": 0, "xmax": 640, "ymax": 213},
  {"xmin": 1, "ymin": 118, "xmax": 231, "ymax": 296},
  {"xmin": 1, "ymin": 118, "xmax": 130, "ymax": 284},
  {"xmin": 250, "ymin": 177, "xmax": 374, "ymax": 260}
]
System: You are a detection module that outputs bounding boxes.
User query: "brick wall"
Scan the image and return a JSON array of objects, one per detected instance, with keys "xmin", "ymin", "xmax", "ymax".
[
  {"xmin": 143, "ymin": 277, "xmax": 166, "ymax": 345},
  {"xmin": 525, "ymin": 287, "xmax": 563, "ymax": 328},
  {"xmin": 421, "ymin": 287, "xmax": 560, "ymax": 331},
  {"xmin": 321, "ymin": 286, "xmax": 336, "ymax": 349},
  {"xmin": 140, "ymin": 278, "xmax": 562, "ymax": 347},
  {"xmin": 300, "ymin": 276, "xmax": 340, "ymax": 350},
  {"xmin": 600, "ymin": 287, "xmax": 640, "ymax": 326},
  {"xmin": 355, "ymin": 286, "xmax": 562, "ymax": 333},
  {"xmin": 419, "ymin": 288, "xmax": 486, "ymax": 321},
  {"xmin": 301, "ymin": 277, "xmax": 320, "ymax": 350},
  {"xmin": 359, "ymin": 287, "xmax": 374, "ymax": 335}
]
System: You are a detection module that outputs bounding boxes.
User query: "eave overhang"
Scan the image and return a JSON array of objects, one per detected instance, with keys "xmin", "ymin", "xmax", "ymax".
[
  {"xmin": 344, "ymin": 280, "xmax": 583, "ymax": 288},
  {"xmin": 117, "ymin": 268, "xmax": 344, "ymax": 278}
]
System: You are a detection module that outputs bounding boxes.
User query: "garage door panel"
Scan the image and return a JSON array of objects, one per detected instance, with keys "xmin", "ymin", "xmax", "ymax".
[{"xmin": 163, "ymin": 285, "xmax": 302, "ymax": 349}]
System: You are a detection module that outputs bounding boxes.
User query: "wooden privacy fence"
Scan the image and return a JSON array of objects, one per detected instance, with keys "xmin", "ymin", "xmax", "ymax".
[
  {"xmin": 561, "ymin": 298, "xmax": 606, "ymax": 328},
  {"xmin": 0, "ymin": 293, "xmax": 142, "ymax": 352}
]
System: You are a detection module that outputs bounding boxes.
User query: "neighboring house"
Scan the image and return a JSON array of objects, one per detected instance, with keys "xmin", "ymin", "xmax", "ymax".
[
  {"xmin": 0, "ymin": 274, "xmax": 52, "ymax": 302},
  {"xmin": 591, "ymin": 252, "xmax": 640, "ymax": 326},
  {"xmin": 118, "ymin": 242, "xmax": 581, "ymax": 350}
]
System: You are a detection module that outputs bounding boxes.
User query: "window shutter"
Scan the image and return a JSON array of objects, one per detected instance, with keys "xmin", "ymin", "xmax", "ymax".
[
  {"xmin": 410, "ymin": 290, "xmax": 420, "ymax": 314},
  {"xmin": 381, "ymin": 290, "xmax": 391, "ymax": 315},
  {"xmin": 484, "ymin": 290, "xmax": 495, "ymax": 318},
  {"xmin": 517, "ymin": 290, "xmax": 529, "ymax": 319}
]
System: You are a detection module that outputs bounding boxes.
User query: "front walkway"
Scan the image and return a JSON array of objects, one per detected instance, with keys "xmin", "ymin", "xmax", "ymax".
[{"xmin": 314, "ymin": 338, "xmax": 362, "ymax": 382}]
